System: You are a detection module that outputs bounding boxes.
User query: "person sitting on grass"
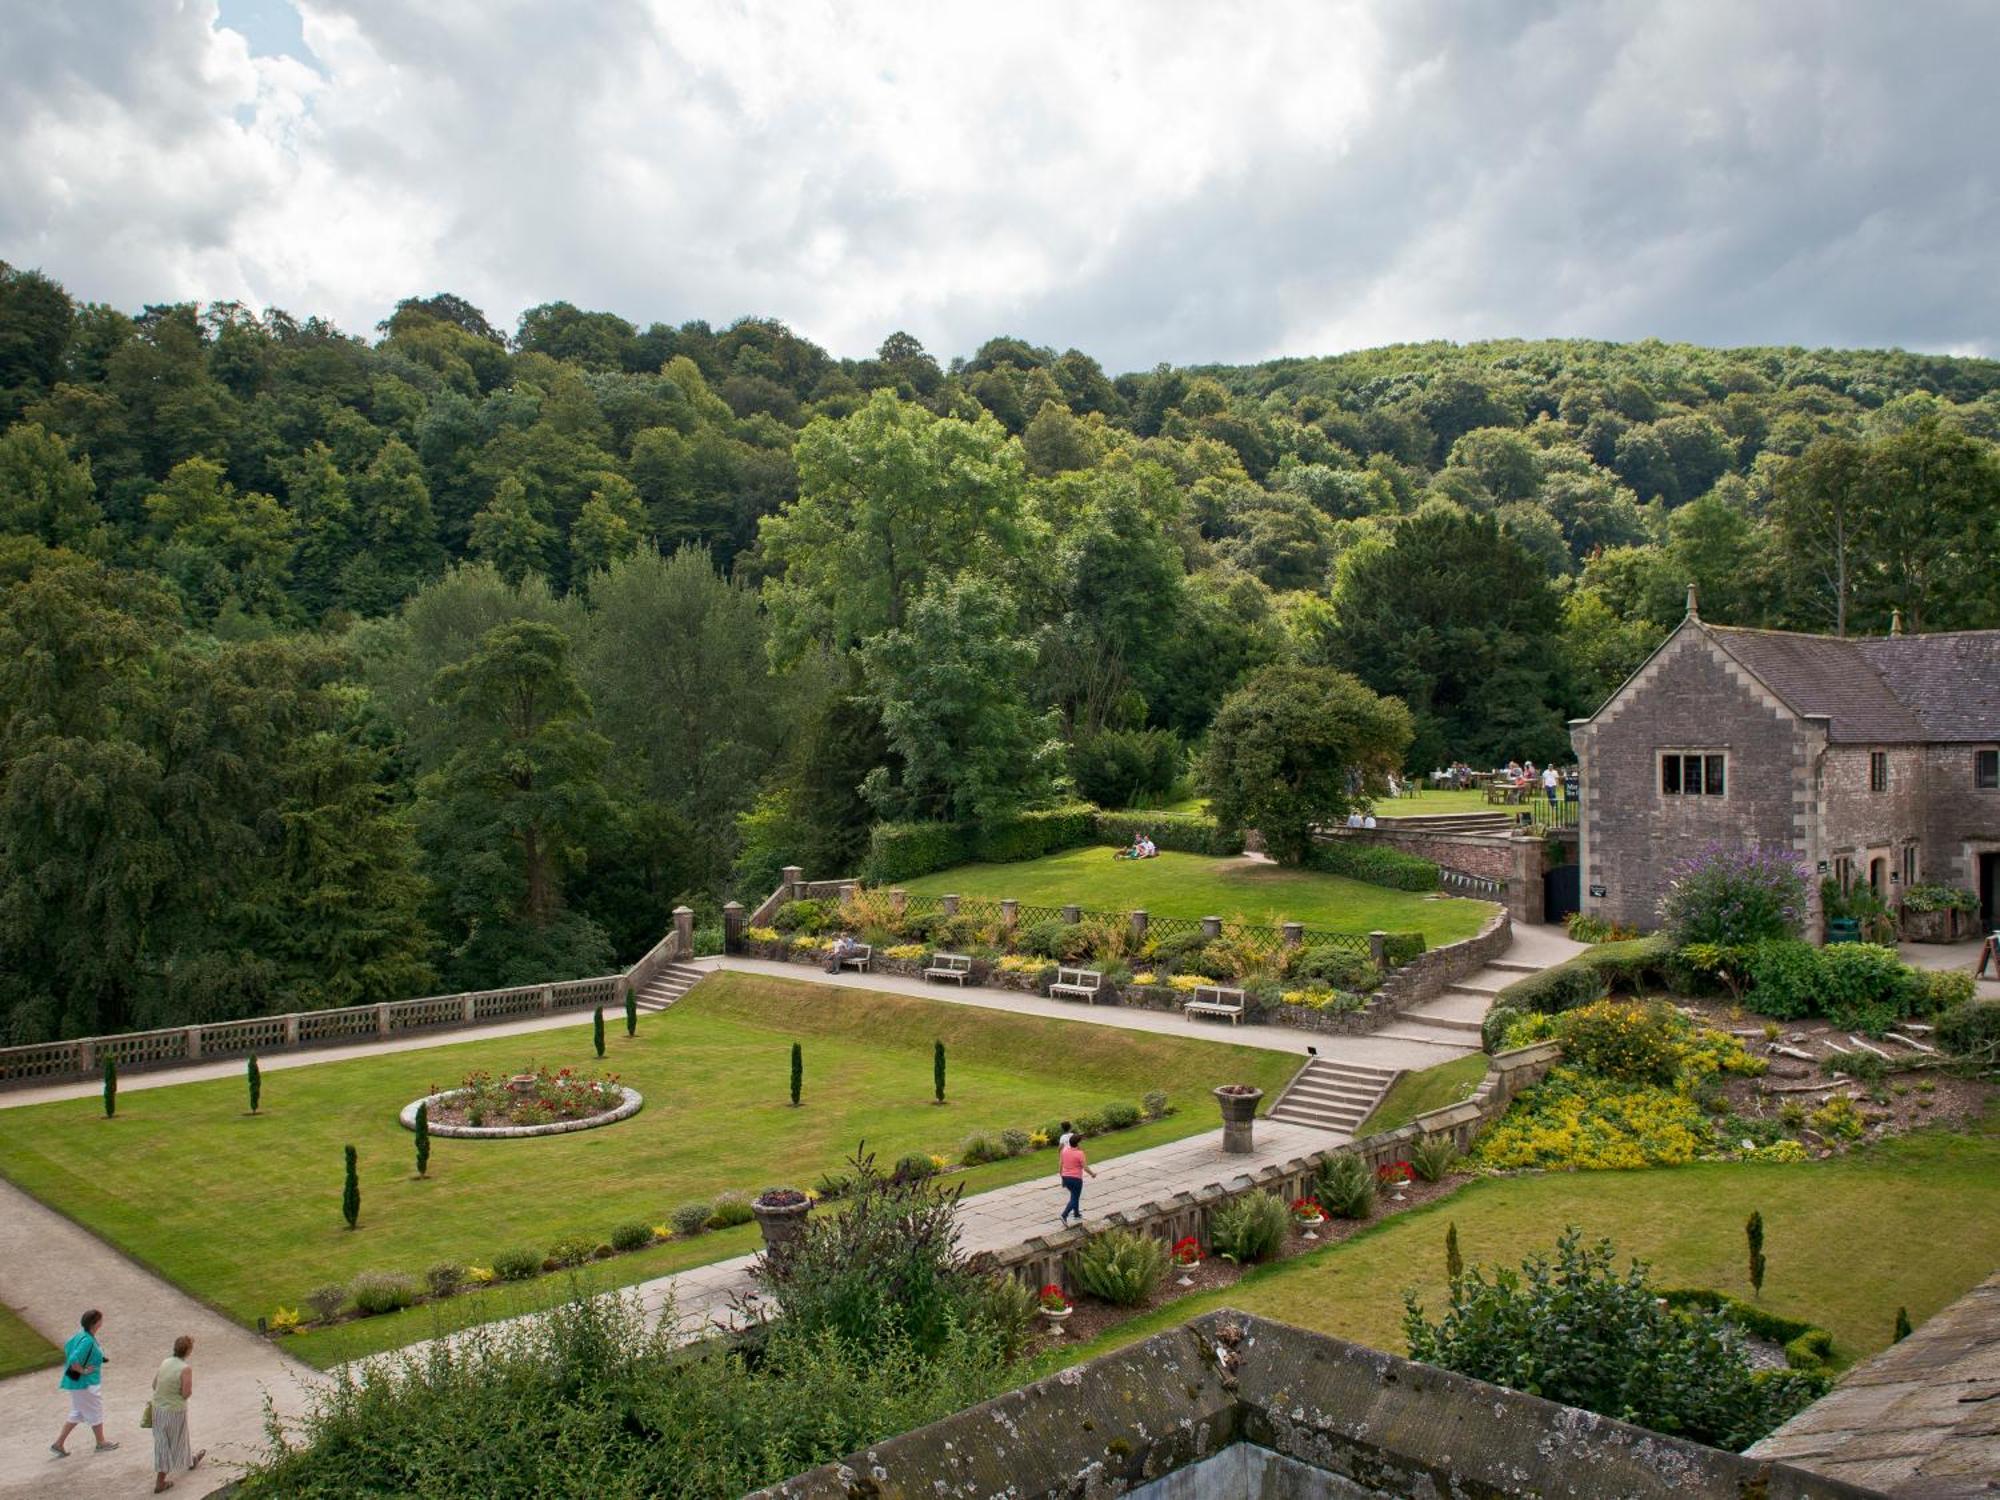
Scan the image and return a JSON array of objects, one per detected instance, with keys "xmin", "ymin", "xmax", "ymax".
[{"xmin": 1138, "ymin": 834, "xmax": 1157, "ymax": 858}]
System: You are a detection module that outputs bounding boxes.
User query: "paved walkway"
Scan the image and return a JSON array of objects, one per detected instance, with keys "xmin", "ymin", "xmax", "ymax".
[
  {"xmin": 1898, "ymin": 937, "xmax": 2000, "ymax": 1000},
  {"xmin": 0, "ymin": 1175, "xmax": 315, "ymax": 1499}
]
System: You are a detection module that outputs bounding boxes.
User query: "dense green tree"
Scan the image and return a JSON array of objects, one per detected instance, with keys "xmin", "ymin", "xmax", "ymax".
[
  {"xmin": 469, "ymin": 475, "xmax": 555, "ymax": 588},
  {"xmin": 1329, "ymin": 507, "xmax": 1568, "ymax": 767},
  {"xmin": 1201, "ymin": 665, "xmax": 1413, "ymax": 864},
  {"xmin": 0, "ymin": 422, "xmax": 105, "ymax": 555},
  {"xmin": 143, "ymin": 457, "xmax": 297, "ymax": 625},
  {"xmin": 568, "ymin": 474, "xmax": 648, "ymax": 578},
  {"xmin": 0, "ymin": 264, "xmax": 75, "ymax": 421}
]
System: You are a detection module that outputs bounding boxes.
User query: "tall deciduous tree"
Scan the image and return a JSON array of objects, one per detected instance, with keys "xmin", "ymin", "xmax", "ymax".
[
  {"xmin": 469, "ymin": 475, "xmax": 555, "ymax": 588},
  {"xmin": 1200, "ymin": 664, "xmax": 1412, "ymax": 864},
  {"xmin": 0, "ymin": 422, "xmax": 105, "ymax": 554}
]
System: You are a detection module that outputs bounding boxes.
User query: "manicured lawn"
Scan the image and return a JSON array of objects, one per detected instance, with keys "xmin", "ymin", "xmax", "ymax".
[
  {"xmin": 0, "ymin": 1303, "xmax": 60, "ymax": 1379},
  {"xmin": 1037, "ymin": 1111, "xmax": 2000, "ymax": 1375},
  {"xmin": 901, "ymin": 848, "xmax": 1493, "ymax": 944},
  {"xmin": 1361, "ymin": 1054, "xmax": 1488, "ymax": 1134},
  {"xmin": 0, "ymin": 973, "xmax": 1296, "ymax": 1369},
  {"xmin": 1372, "ymin": 788, "xmax": 1498, "ymax": 818}
]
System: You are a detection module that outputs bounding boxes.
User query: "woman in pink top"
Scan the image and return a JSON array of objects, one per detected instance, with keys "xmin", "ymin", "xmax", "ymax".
[{"xmin": 1058, "ymin": 1135, "xmax": 1096, "ymax": 1226}]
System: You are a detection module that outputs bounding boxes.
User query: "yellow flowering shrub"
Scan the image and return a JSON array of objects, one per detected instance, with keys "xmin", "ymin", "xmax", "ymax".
[
  {"xmin": 267, "ymin": 1306, "xmax": 301, "ymax": 1335},
  {"xmin": 1475, "ymin": 1068, "xmax": 1708, "ymax": 1171},
  {"xmin": 791, "ymin": 934, "xmax": 831, "ymax": 951},
  {"xmin": 1809, "ymin": 1094, "xmax": 1865, "ymax": 1141},
  {"xmin": 1131, "ymin": 971, "xmax": 1157, "ymax": 986},
  {"xmin": 1168, "ymin": 974, "xmax": 1207, "ymax": 992},
  {"xmin": 745, "ymin": 925, "xmax": 782, "ymax": 943},
  {"xmin": 651, "ymin": 1224, "xmax": 671, "ymax": 1241},
  {"xmin": 882, "ymin": 943, "xmax": 928, "ymax": 961},
  {"xmin": 996, "ymin": 954, "xmax": 1054, "ymax": 973},
  {"xmin": 1749, "ymin": 1138, "xmax": 1808, "ymax": 1163},
  {"xmin": 1029, "ymin": 1129, "xmax": 1051, "ymax": 1148},
  {"xmin": 465, "ymin": 1265, "xmax": 496, "ymax": 1285},
  {"xmin": 928, "ymin": 1153, "xmax": 948, "ymax": 1170}
]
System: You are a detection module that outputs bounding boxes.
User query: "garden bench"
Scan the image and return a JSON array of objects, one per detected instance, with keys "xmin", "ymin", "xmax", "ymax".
[
  {"xmin": 1048, "ymin": 967, "xmax": 1103, "ymax": 1004},
  {"xmin": 924, "ymin": 952, "xmax": 973, "ymax": 985},
  {"xmin": 1183, "ymin": 984, "xmax": 1247, "ymax": 1025},
  {"xmin": 835, "ymin": 942, "xmax": 872, "ymax": 973}
]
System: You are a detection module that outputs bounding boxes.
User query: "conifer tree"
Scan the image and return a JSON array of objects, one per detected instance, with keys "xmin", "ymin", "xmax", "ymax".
[
  {"xmin": 624, "ymin": 985, "xmax": 637, "ymax": 1037},
  {"xmin": 790, "ymin": 1041, "xmax": 802, "ymax": 1106},
  {"xmin": 247, "ymin": 1054, "xmax": 261, "ymax": 1114},
  {"xmin": 934, "ymin": 1039, "xmax": 946, "ymax": 1104},
  {"xmin": 414, "ymin": 1102, "xmax": 431, "ymax": 1179},
  {"xmin": 102, "ymin": 1056, "xmax": 116, "ymax": 1119},
  {"xmin": 1745, "ymin": 1211, "xmax": 1766, "ymax": 1298},
  {"xmin": 342, "ymin": 1144, "xmax": 360, "ymax": 1229},
  {"xmin": 1445, "ymin": 1221, "xmax": 1462, "ymax": 1283},
  {"xmin": 593, "ymin": 1006, "xmax": 606, "ymax": 1058},
  {"xmin": 1893, "ymin": 1306, "xmax": 1912, "ymax": 1342}
]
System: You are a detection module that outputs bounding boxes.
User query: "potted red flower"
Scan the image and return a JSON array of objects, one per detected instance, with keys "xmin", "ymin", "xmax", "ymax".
[
  {"xmin": 1038, "ymin": 1283, "xmax": 1072, "ymax": 1323},
  {"xmin": 1171, "ymin": 1235, "xmax": 1203, "ymax": 1267},
  {"xmin": 1290, "ymin": 1196, "xmax": 1325, "ymax": 1226},
  {"xmin": 1377, "ymin": 1160, "xmax": 1414, "ymax": 1197}
]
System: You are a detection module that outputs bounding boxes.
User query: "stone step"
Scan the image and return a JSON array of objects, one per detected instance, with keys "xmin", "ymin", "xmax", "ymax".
[
  {"xmin": 1444, "ymin": 979, "xmax": 1505, "ymax": 999},
  {"xmin": 1371, "ymin": 1022, "xmax": 1481, "ymax": 1050},
  {"xmin": 1395, "ymin": 1011, "xmax": 1483, "ymax": 1036},
  {"xmin": 1487, "ymin": 960, "xmax": 1541, "ymax": 974},
  {"xmin": 1292, "ymin": 1059, "xmax": 1396, "ymax": 1084},
  {"xmin": 635, "ymin": 965, "xmax": 706, "ymax": 1012},
  {"xmin": 1412, "ymin": 990, "xmax": 1495, "ymax": 1022}
]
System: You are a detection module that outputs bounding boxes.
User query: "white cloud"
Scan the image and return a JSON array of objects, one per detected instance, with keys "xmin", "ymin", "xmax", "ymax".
[{"xmin": 0, "ymin": 0, "xmax": 1994, "ymax": 368}]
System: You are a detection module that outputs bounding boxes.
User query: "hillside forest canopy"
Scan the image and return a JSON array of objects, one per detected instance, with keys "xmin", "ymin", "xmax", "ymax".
[{"xmin": 3, "ymin": 262, "xmax": 1998, "ymax": 1044}]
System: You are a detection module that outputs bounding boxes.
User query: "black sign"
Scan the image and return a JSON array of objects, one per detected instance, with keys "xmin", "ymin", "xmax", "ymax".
[{"xmin": 1588, "ymin": 884, "xmax": 1607, "ymax": 898}]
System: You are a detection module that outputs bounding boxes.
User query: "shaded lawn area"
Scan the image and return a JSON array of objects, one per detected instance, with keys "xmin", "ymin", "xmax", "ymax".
[
  {"xmin": 1036, "ymin": 1109, "xmax": 2000, "ymax": 1376},
  {"xmin": 0, "ymin": 1303, "xmax": 60, "ymax": 1379},
  {"xmin": 901, "ymin": 848, "xmax": 1492, "ymax": 944},
  {"xmin": 1361, "ymin": 1054, "xmax": 1488, "ymax": 1134},
  {"xmin": 0, "ymin": 972, "xmax": 1296, "ymax": 1369}
]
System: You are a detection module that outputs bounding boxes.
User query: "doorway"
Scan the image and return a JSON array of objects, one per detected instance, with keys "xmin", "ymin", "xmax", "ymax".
[
  {"xmin": 1982, "ymin": 852, "xmax": 1998, "ymax": 933},
  {"xmin": 1869, "ymin": 857, "xmax": 1887, "ymax": 899}
]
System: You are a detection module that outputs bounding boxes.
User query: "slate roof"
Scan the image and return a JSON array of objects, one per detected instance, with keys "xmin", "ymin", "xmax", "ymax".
[
  {"xmin": 1857, "ymin": 631, "xmax": 2000, "ymax": 742},
  {"xmin": 1705, "ymin": 626, "xmax": 1927, "ymax": 742}
]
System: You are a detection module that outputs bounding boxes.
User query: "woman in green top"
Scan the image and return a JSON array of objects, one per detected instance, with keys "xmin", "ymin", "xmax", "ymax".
[
  {"xmin": 151, "ymin": 1334, "xmax": 204, "ymax": 1492},
  {"xmin": 50, "ymin": 1307, "xmax": 117, "ymax": 1457}
]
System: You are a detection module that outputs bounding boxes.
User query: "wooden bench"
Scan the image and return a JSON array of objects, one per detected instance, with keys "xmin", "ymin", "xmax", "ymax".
[
  {"xmin": 1048, "ymin": 967, "xmax": 1103, "ymax": 1004},
  {"xmin": 1183, "ymin": 984, "xmax": 1247, "ymax": 1026},
  {"xmin": 924, "ymin": 952, "xmax": 973, "ymax": 985},
  {"xmin": 834, "ymin": 942, "xmax": 872, "ymax": 973}
]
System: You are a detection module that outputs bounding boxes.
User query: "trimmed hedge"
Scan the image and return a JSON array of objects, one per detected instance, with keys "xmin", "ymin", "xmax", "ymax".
[
  {"xmin": 1382, "ymin": 931, "xmax": 1427, "ymax": 965},
  {"xmin": 976, "ymin": 803, "xmax": 1099, "ymax": 862},
  {"xmin": 1094, "ymin": 810, "xmax": 1243, "ymax": 857},
  {"xmin": 865, "ymin": 822, "xmax": 977, "ymax": 884},
  {"xmin": 1482, "ymin": 935, "xmax": 1673, "ymax": 1051},
  {"xmin": 1305, "ymin": 839, "xmax": 1440, "ymax": 892},
  {"xmin": 1659, "ymin": 1288, "xmax": 1835, "ymax": 1371}
]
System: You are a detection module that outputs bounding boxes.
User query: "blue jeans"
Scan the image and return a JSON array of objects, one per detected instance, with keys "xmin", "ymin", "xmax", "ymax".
[{"xmin": 1060, "ymin": 1175, "xmax": 1083, "ymax": 1221}]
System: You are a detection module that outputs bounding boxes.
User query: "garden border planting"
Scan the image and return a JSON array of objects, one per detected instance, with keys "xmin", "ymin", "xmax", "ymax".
[{"xmin": 398, "ymin": 1084, "xmax": 644, "ymax": 1139}]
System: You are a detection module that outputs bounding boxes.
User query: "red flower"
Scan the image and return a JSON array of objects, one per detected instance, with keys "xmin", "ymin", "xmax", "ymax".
[
  {"xmin": 1171, "ymin": 1235, "xmax": 1203, "ymax": 1265},
  {"xmin": 1290, "ymin": 1197, "xmax": 1323, "ymax": 1217},
  {"xmin": 1376, "ymin": 1160, "xmax": 1414, "ymax": 1185}
]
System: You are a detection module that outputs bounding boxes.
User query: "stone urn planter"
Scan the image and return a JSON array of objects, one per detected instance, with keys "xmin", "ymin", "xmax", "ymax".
[
  {"xmin": 1214, "ymin": 1084, "xmax": 1263, "ymax": 1155},
  {"xmin": 507, "ymin": 1072, "xmax": 538, "ymax": 1097},
  {"xmin": 751, "ymin": 1188, "xmax": 813, "ymax": 1255}
]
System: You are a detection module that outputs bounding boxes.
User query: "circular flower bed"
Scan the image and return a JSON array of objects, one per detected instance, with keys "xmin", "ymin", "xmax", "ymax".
[{"xmin": 401, "ymin": 1066, "xmax": 643, "ymax": 1139}]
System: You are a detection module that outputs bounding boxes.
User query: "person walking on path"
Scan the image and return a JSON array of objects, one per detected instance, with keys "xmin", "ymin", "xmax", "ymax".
[
  {"xmin": 1542, "ymin": 764, "xmax": 1559, "ymax": 805},
  {"xmin": 1057, "ymin": 1134, "xmax": 1096, "ymax": 1227},
  {"xmin": 150, "ymin": 1333, "xmax": 205, "ymax": 1492},
  {"xmin": 50, "ymin": 1308, "xmax": 117, "ymax": 1459}
]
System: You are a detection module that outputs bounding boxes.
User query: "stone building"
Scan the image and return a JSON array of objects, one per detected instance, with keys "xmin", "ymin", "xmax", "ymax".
[{"xmin": 1569, "ymin": 590, "xmax": 2000, "ymax": 933}]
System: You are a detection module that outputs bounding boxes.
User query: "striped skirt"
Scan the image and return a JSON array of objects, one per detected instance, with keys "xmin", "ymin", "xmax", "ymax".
[{"xmin": 153, "ymin": 1408, "xmax": 193, "ymax": 1473}]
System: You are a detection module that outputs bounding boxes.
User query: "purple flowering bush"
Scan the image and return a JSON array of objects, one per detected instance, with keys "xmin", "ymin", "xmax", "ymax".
[{"xmin": 1658, "ymin": 844, "xmax": 1808, "ymax": 946}]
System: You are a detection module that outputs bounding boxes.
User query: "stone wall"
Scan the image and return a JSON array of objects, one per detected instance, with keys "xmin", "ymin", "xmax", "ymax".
[
  {"xmin": 1340, "ymin": 824, "xmax": 1513, "ymax": 881},
  {"xmin": 1265, "ymin": 906, "xmax": 1512, "ymax": 1036},
  {"xmin": 1819, "ymin": 744, "xmax": 1926, "ymax": 898},
  {"xmin": 1923, "ymin": 743, "xmax": 2000, "ymax": 903},
  {"xmin": 1573, "ymin": 624, "xmax": 1824, "ymax": 931},
  {"xmin": 985, "ymin": 1041, "xmax": 1561, "ymax": 1297}
]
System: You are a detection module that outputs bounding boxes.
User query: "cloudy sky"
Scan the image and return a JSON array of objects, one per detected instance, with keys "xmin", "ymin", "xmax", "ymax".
[{"xmin": 2, "ymin": 1, "xmax": 1996, "ymax": 370}]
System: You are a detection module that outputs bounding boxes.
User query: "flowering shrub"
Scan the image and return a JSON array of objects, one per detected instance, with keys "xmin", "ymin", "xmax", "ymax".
[
  {"xmin": 1038, "ymin": 1283, "xmax": 1070, "ymax": 1312},
  {"xmin": 1280, "ymin": 986, "xmax": 1368, "ymax": 1012},
  {"xmin": 1748, "ymin": 1138, "xmax": 1809, "ymax": 1163},
  {"xmin": 1376, "ymin": 1160, "xmax": 1414, "ymax": 1187},
  {"xmin": 444, "ymin": 1066, "xmax": 624, "ymax": 1127},
  {"xmin": 744, "ymin": 925, "xmax": 782, "ymax": 943},
  {"xmin": 882, "ymin": 943, "xmax": 928, "ymax": 961},
  {"xmin": 465, "ymin": 1265, "xmax": 495, "ymax": 1285},
  {"xmin": 1290, "ymin": 1197, "xmax": 1324, "ymax": 1220},
  {"xmin": 1554, "ymin": 1001, "xmax": 1688, "ymax": 1086},
  {"xmin": 267, "ymin": 1306, "xmax": 301, "ymax": 1335},
  {"xmin": 1168, "ymin": 974, "xmax": 1207, "ymax": 992},
  {"xmin": 1809, "ymin": 1094, "xmax": 1865, "ymax": 1142},
  {"xmin": 1130, "ymin": 971, "xmax": 1157, "ymax": 985},
  {"xmin": 1171, "ymin": 1235, "xmax": 1203, "ymax": 1266},
  {"xmin": 1475, "ymin": 1069, "xmax": 1708, "ymax": 1170},
  {"xmin": 995, "ymin": 954, "xmax": 1054, "ymax": 973},
  {"xmin": 1659, "ymin": 843, "xmax": 1808, "ymax": 946}
]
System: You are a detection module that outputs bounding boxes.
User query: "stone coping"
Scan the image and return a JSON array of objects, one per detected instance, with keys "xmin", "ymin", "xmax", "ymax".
[{"xmin": 398, "ymin": 1084, "xmax": 644, "ymax": 1139}]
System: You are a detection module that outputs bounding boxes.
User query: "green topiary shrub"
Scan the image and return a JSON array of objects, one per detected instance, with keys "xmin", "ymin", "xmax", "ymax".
[
  {"xmin": 1305, "ymin": 840, "xmax": 1439, "ymax": 892},
  {"xmin": 1382, "ymin": 932, "xmax": 1427, "ymax": 965},
  {"xmin": 492, "ymin": 1246, "xmax": 543, "ymax": 1282},
  {"xmin": 425, "ymin": 1262, "xmax": 466, "ymax": 1299},
  {"xmin": 999, "ymin": 1128, "xmax": 1031, "ymax": 1157},
  {"xmin": 668, "ymin": 1201, "xmax": 712, "ymax": 1236},
  {"xmin": 1316, "ymin": 1153, "xmax": 1375, "ymax": 1220},
  {"xmin": 1289, "ymin": 944, "xmax": 1379, "ymax": 990},
  {"xmin": 706, "ymin": 1191, "xmax": 754, "ymax": 1229},
  {"xmin": 610, "ymin": 1221, "xmax": 654, "ymax": 1253},
  {"xmin": 893, "ymin": 1152, "xmax": 937, "ymax": 1181},
  {"xmin": 1208, "ymin": 1191, "xmax": 1291, "ymax": 1264},
  {"xmin": 548, "ymin": 1234, "xmax": 596, "ymax": 1268},
  {"xmin": 350, "ymin": 1272, "xmax": 420, "ymax": 1316},
  {"xmin": 958, "ymin": 1133, "xmax": 1002, "ymax": 1166},
  {"xmin": 1100, "ymin": 1100, "xmax": 1142, "ymax": 1130},
  {"xmin": 771, "ymin": 899, "xmax": 836, "ymax": 935},
  {"xmin": 1068, "ymin": 1228, "xmax": 1169, "ymax": 1306}
]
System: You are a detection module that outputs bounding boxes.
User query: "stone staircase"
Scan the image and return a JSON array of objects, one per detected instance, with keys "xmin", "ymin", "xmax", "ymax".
[
  {"xmin": 634, "ymin": 962, "xmax": 706, "ymax": 1013},
  {"xmin": 1265, "ymin": 1056, "xmax": 1398, "ymax": 1135},
  {"xmin": 1373, "ymin": 957, "xmax": 1539, "ymax": 1047}
]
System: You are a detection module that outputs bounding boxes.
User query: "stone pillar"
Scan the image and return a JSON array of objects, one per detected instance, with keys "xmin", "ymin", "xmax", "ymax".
[
  {"xmin": 462, "ymin": 993, "xmax": 477, "ymax": 1023},
  {"xmin": 187, "ymin": 1026, "xmax": 202, "ymax": 1061},
  {"xmin": 1061, "ymin": 904, "xmax": 1080, "ymax": 924},
  {"xmin": 1508, "ymin": 831, "xmax": 1547, "ymax": 926},
  {"xmin": 75, "ymin": 1040, "xmax": 94, "ymax": 1075},
  {"xmin": 1368, "ymin": 931, "xmax": 1388, "ymax": 967},
  {"xmin": 781, "ymin": 865, "xmax": 804, "ymax": 901},
  {"xmin": 1201, "ymin": 915, "xmax": 1222, "ymax": 940},
  {"xmin": 673, "ymin": 904, "xmax": 695, "ymax": 955},
  {"xmin": 890, "ymin": 888, "xmax": 908, "ymax": 917},
  {"xmin": 1000, "ymin": 899, "xmax": 1019, "ymax": 933},
  {"xmin": 539, "ymin": 985, "xmax": 555, "ymax": 1015},
  {"xmin": 376, "ymin": 1003, "xmax": 392, "ymax": 1037},
  {"xmin": 282, "ymin": 1016, "xmax": 299, "ymax": 1047},
  {"xmin": 941, "ymin": 893, "xmax": 960, "ymax": 917},
  {"xmin": 1130, "ymin": 909, "xmax": 1149, "ymax": 942},
  {"xmin": 839, "ymin": 881, "xmax": 859, "ymax": 906},
  {"xmin": 1281, "ymin": 921, "xmax": 1303, "ymax": 947},
  {"xmin": 722, "ymin": 901, "xmax": 745, "ymax": 954}
]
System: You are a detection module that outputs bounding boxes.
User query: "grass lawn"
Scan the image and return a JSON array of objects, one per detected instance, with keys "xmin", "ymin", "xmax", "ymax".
[
  {"xmin": 0, "ymin": 1303, "xmax": 60, "ymax": 1379},
  {"xmin": 0, "ymin": 972, "xmax": 1297, "ymax": 1369},
  {"xmin": 901, "ymin": 848, "xmax": 1493, "ymax": 944},
  {"xmin": 1037, "ymin": 1109, "xmax": 2000, "ymax": 1376},
  {"xmin": 1361, "ymin": 1054, "xmax": 1488, "ymax": 1134},
  {"xmin": 1372, "ymin": 788, "xmax": 1500, "ymax": 818}
]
